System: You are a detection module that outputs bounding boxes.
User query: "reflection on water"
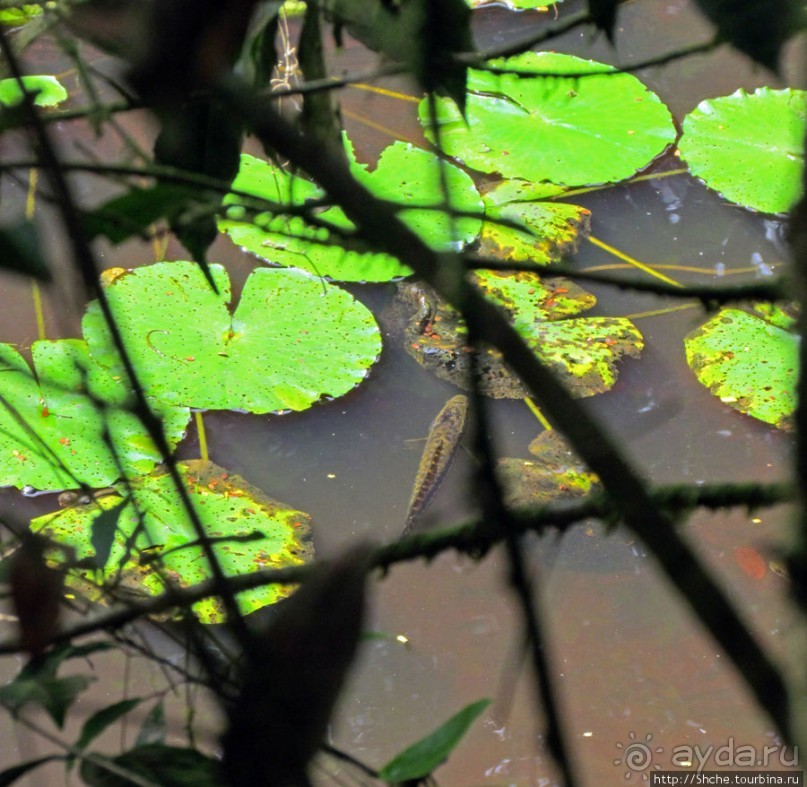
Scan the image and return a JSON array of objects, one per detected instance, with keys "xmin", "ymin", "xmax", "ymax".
[{"xmin": 0, "ymin": 0, "xmax": 801, "ymax": 783}]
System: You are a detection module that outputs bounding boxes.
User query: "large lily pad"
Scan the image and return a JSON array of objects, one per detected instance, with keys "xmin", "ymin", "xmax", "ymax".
[
  {"xmin": 0, "ymin": 340, "xmax": 189, "ymax": 491},
  {"xmin": 31, "ymin": 460, "xmax": 314, "ymax": 624},
  {"xmin": 684, "ymin": 306, "xmax": 798, "ymax": 429},
  {"xmin": 220, "ymin": 140, "xmax": 483, "ymax": 282},
  {"xmin": 678, "ymin": 87, "xmax": 807, "ymax": 214},
  {"xmin": 82, "ymin": 262, "xmax": 381, "ymax": 413},
  {"xmin": 419, "ymin": 52, "xmax": 675, "ymax": 186},
  {"xmin": 479, "ymin": 180, "xmax": 591, "ymax": 264},
  {"xmin": 391, "ymin": 272, "xmax": 643, "ymax": 398},
  {"xmin": 498, "ymin": 429, "xmax": 600, "ymax": 508}
]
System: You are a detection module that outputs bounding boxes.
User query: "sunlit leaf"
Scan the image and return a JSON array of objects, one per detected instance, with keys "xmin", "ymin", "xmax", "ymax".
[
  {"xmin": 220, "ymin": 141, "xmax": 482, "ymax": 282},
  {"xmin": 31, "ymin": 460, "xmax": 315, "ymax": 624},
  {"xmin": 420, "ymin": 52, "xmax": 675, "ymax": 185},
  {"xmin": 684, "ymin": 306, "xmax": 797, "ymax": 429},
  {"xmin": 82, "ymin": 261, "xmax": 381, "ymax": 413},
  {"xmin": 0, "ymin": 220, "xmax": 50, "ymax": 280},
  {"xmin": 380, "ymin": 698, "xmax": 491, "ymax": 781},
  {"xmin": 0, "ymin": 340, "xmax": 189, "ymax": 491},
  {"xmin": 0, "ymin": 75, "xmax": 67, "ymax": 107},
  {"xmin": 679, "ymin": 87, "xmax": 807, "ymax": 214},
  {"xmin": 479, "ymin": 179, "xmax": 591, "ymax": 264},
  {"xmin": 0, "ymin": 6, "xmax": 43, "ymax": 26}
]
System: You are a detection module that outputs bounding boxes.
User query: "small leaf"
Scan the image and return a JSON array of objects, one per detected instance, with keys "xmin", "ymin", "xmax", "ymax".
[
  {"xmin": 379, "ymin": 698, "xmax": 491, "ymax": 781},
  {"xmin": 0, "ymin": 6, "xmax": 43, "ymax": 26},
  {"xmin": 0, "ymin": 756, "xmax": 64, "ymax": 786},
  {"xmin": 0, "ymin": 220, "xmax": 50, "ymax": 281},
  {"xmin": 135, "ymin": 701, "xmax": 166, "ymax": 747},
  {"xmin": 0, "ymin": 75, "xmax": 67, "ymax": 107},
  {"xmin": 89, "ymin": 499, "xmax": 128, "ymax": 570},
  {"xmin": 72, "ymin": 698, "xmax": 143, "ymax": 766}
]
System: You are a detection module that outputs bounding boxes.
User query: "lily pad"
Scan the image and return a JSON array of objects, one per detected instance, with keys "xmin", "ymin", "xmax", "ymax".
[
  {"xmin": 419, "ymin": 52, "xmax": 675, "ymax": 186},
  {"xmin": 82, "ymin": 262, "xmax": 381, "ymax": 413},
  {"xmin": 479, "ymin": 179, "xmax": 591, "ymax": 263},
  {"xmin": 0, "ymin": 75, "xmax": 67, "ymax": 107},
  {"xmin": 391, "ymin": 272, "xmax": 642, "ymax": 398},
  {"xmin": 498, "ymin": 429, "xmax": 600, "ymax": 508},
  {"xmin": 0, "ymin": 340, "xmax": 189, "ymax": 492},
  {"xmin": 684, "ymin": 306, "xmax": 798, "ymax": 429},
  {"xmin": 31, "ymin": 460, "xmax": 315, "ymax": 624},
  {"xmin": 220, "ymin": 140, "xmax": 483, "ymax": 282},
  {"xmin": 678, "ymin": 87, "xmax": 807, "ymax": 214}
]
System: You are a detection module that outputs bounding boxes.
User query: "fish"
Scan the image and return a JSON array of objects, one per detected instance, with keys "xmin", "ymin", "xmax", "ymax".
[{"xmin": 401, "ymin": 394, "xmax": 469, "ymax": 538}]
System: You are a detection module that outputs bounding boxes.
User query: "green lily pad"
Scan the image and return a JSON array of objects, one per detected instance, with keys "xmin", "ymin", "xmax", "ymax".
[
  {"xmin": 220, "ymin": 140, "xmax": 483, "ymax": 282},
  {"xmin": 0, "ymin": 340, "xmax": 189, "ymax": 492},
  {"xmin": 479, "ymin": 180, "xmax": 591, "ymax": 263},
  {"xmin": 419, "ymin": 52, "xmax": 675, "ymax": 186},
  {"xmin": 391, "ymin": 272, "xmax": 642, "ymax": 398},
  {"xmin": 498, "ymin": 429, "xmax": 600, "ymax": 508},
  {"xmin": 0, "ymin": 75, "xmax": 67, "ymax": 107},
  {"xmin": 82, "ymin": 262, "xmax": 381, "ymax": 413},
  {"xmin": 31, "ymin": 460, "xmax": 315, "ymax": 624},
  {"xmin": 679, "ymin": 87, "xmax": 807, "ymax": 214},
  {"xmin": 684, "ymin": 307, "xmax": 798, "ymax": 429}
]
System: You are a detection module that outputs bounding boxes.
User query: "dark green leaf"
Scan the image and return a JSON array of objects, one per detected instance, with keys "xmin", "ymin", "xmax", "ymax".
[
  {"xmin": 380, "ymin": 698, "xmax": 491, "ymax": 781},
  {"xmin": 588, "ymin": 0, "xmax": 622, "ymax": 40},
  {"xmin": 236, "ymin": 1, "xmax": 281, "ymax": 90},
  {"xmin": 82, "ymin": 185, "xmax": 209, "ymax": 245},
  {"xmin": 0, "ymin": 673, "xmax": 95, "ymax": 728},
  {"xmin": 0, "ymin": 756, "xmax": 64, "ymax": 786},
  {"xmin": 80, "ymin": 745, "xmax": 222, "ymax": 787},
  {"xmin": 72, "ymin": 698, "xmax": 143, "ymax": 766},
  {"xmin": 89, "ymin": 499, "xmax": 128, "ymax": 571},
  {"xmin": 0, "ymin": 220, "xmax": 50, "ymax": 281},
  {"xmin": 135, "ymin": 701, "xmax": 166, "ymax": 747},
  {"xmin": 692, "ymin": 0, "xmax": 801, "ymax": 72}
]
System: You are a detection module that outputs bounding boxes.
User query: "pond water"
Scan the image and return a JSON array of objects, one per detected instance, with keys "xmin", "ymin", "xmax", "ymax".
[{"xmin": 0, "ymin": 0, "xmax": 803, "ymax": 784}]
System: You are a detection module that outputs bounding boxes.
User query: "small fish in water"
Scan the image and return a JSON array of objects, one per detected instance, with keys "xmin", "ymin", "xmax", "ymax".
[{"xmin": 401, "ymin": 395, "xmax": 468, "ymax": 538}]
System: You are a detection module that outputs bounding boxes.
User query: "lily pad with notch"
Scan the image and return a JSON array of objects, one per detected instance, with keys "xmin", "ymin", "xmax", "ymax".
[
  {"xmin": 684, "ymin": 305, "xmax": 798, "ymax": 429},
  {"xmin": 82, "ymin": 261, "xmax": 382, "ymax": 413},
  {"xmin": 220, "ymin": 139, "xmax": 483, "ymax": 282},
  {"xmin": 30, "ymin": 460, "xmax": 315, "ymax": 624},
  {"xmin": 0, "ymin": 339, "xmax": 189, "ymax": 492},
  {"xmin": 419, "ymin": 51, "xmax": 676, "ymax": 186}
]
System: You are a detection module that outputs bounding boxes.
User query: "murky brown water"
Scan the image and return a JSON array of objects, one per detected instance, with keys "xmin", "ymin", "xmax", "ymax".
[{"xmin": 0, "ymin": 0, "xmax": 803, "ymax": 784}]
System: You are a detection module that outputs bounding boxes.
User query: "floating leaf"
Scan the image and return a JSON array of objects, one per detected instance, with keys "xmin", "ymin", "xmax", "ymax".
[
  {"xmin": 392, "ymin": 272, "xmax": 642, "ymax": 398},
  {"xmin": 684, "ymin": 307, "xmax": 797, "ymax": 429},
  {"xmin": 479, "ymin": 180, "xmax": 591, "ymax": 264},
  {"xmin": 0, "ymin": 340, "xmax": 189, "ymax": 491},
  {"xmin": 31, "ymin": 460, "xmax": 315, "ymax": 624},
  {"xmin": 220, "ymin": 141, "xmax": 482, "ymax": 282},
  {"xmin": 678, "ymin": 88, "xmax": 807, "ymax": 214},
  {"xmin": 380, "ymin": 698, "xmax": 491, "ymax": 781},
  {"xmin": 81, "ymin": 745, "xmax": 221, "ymax": 787},
  {"xmin": 0, "ymin": 75, "xmax": 67, "ymax": 107},
  {"xmin": 82, "ymin": 262, "xmax": 381, "ymax": 413},
  {"xmin": 498, "ymin": 429, "xmax": 600, "ymax": 508},
  {"xmin": 420, "ymin": 52, "xmax": 675, "ymax": 185}
]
